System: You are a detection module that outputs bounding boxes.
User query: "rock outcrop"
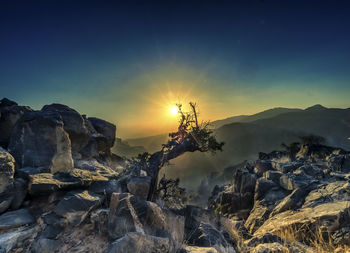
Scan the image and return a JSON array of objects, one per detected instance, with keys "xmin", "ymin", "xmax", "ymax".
[
  {"xmin": 0, "ymin": 98, "xmax": 32, "ymax": 149},
  {"xmin": 3, "ymin": 99, "xmax": 118, "ymax": 174},
  {"xmin": 0, "ymin": 147, "xmax": 16, "ymax": 213},
  {"xmin": 8, "ymin": 110, "xmax": 74, "ymax": 173},
  {"xmin": 1, "ymin": 98, "xmax": 350, "ymax": 253},
  {"xmin": 41, "ymin": 104, "xmax": 91, "ymax": 154},
  {"xmin": 208, "ymin": 143, "xmax": 350, "ymax": 252}
]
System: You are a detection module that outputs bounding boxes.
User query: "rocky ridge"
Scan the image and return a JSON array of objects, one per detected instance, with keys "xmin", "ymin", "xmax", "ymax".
[
  {"xmin": 1, "ymin": 97, "xmax": 350, "ymax": 252},
  {"xmin": 0, "ymin": 98, "xmax": 236, "ymax": 253},
  {"xmin": 208, "ymin": 142, "xmax": 350, "ymax": 252}
]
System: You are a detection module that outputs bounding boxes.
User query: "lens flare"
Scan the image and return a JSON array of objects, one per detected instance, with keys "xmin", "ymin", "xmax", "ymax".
[{"xmin": 170, "ymin": 106, "xmax": 178, "ymax": 115}]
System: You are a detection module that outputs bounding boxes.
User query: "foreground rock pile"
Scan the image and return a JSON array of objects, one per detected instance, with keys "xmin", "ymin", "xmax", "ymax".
[
  {"xmin": 0, "ymin": 98, "xmax": 237, "ymax": 253},
  {"xmin": 209, "ymin": 143, "xmax": 350, "ymax": 252},
  {"xmin": 1, "ymin": 97, "xmax": 350, "ymax": 252}
]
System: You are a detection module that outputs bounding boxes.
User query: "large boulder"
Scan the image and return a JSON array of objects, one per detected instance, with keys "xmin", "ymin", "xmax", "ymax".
[
  {"xmin": 245, "ymin": 185, "xmax": 287, "ymax": 234},
  {"xmin": 0, "ymin": 147, "xmax": 15, "ymax": 213},
  {"xmin": 262, "ymin": 170, "xmax": 283, "ymax": 185},
  {"xmin": 245, "ymin": 179, "xmax": 287, "ymax": 234},
  {"xmin": 0, "ymin": 147, "xmax": 15, "ymax": 193},
  {"xmin": 244, "ymin": 202, "xmax": 272, "ymax": 234},
  {"xmin": 28, "ymin": 165, "xmax": 118, "ymax": 196},
  {"xmin": 107, "ymin": 232, "xmax": 175, "ymax": 253},
  {"xmin": 279, "ymin": 173, "xmax": 314, "ymax": 191},
  {"xmin": 254, "ymin": 178, "xmax": 278, "ymax": 201},
  {"xmin": 8, "ymin": 110, "xmax": 74, "ymax": 173},
  {"xmin": 269, "ymin": 185, "xmax": 315, "ymax": 217},
  {"xmin": 108, "ymin": 193, "xmax": 184, "ymax": 247},
  {"xmin": 127, "ymin": 176, "xmax": 152, "ymax": 200},
  {"xmin": 54, "ymin": 190, "xmax": 103, "ymax": 226},
  {"xmin": 74, "ymin": 158, "xmax": 118, "ymax": 178},
  {"xmin": 32, "ymin": 238, "xmax": 62, "ymax": 253},
  {"xmin": 81, "ymin": 117, "xmax": 116, "ymax": 158},
  {"xmin": 0, "ymin": 208, "xmax": 35, "ymax": 230},
  {"xmin": 0, "ymin": 98, "xmax": 32, "ymax": 149},
  {"xmin": 208, "ymin": 186, "xmax": 253, "ymax": 217},
  {"xmin": 42, "ymin": 104, "xmax": 90, "ymax": 154},
  {"xmin": 302, "ymin": 181, "xmax": 350, "ymax": 208},
  {"xmin": 88, "ymin": 117, "xmax": 116, "ymax": 148},
  {"xmin": 0, "ymin": 225, "xmax": 39, "ymax": 253},
  {"xmin": 0, "ymin": 98, "xmax": 17, "ymax": 107},
  {"xmin": 28, "ymin": 172, "xmax": 82, "ymax": 196},
  {"xmin": 232, "ymin": 167, "xmax": 257, "ymax": 194},
  {"xmin": 254, "ymin": 201, "xmax": 350, "ymax": 242},
  {"xmin": 10, "ymin": 177, "xmax": 28, "ymax": 210},
  {"xmin": 254, "ymin": 160, "xmax": 272, "ymax": 176}
]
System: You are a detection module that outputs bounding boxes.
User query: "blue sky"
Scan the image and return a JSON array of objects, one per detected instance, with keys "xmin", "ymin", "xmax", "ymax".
[{"xmin": 1, "ymin": 0, "xmax": 350, "ymax": 137}]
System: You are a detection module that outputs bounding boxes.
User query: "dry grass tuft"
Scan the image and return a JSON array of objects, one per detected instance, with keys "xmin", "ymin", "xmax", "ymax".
[{"xmin": 274, "ymin": 223, "xmax": 350, "ymax": 253}]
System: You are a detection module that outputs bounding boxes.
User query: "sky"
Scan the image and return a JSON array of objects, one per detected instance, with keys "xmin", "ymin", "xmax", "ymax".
[{"xmin": 1, "ymin": 0, "xmax": 350, "ymax": 138}]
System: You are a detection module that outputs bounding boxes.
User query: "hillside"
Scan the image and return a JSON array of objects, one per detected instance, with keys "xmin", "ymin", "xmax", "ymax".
[
  {"xmin": 1, "ymin": 98, "xmax": 350, "ymax": 253},
  {"xmin": 211, "ymin": 107, "xmax": 302, "ymax": 128},
  {"xmin": 113, "ymin": 107, "xmax": 303, "ymax": 157},
  {"xmin": 163, "ymin": 105, "xmax": 350, "ymax": 188}
]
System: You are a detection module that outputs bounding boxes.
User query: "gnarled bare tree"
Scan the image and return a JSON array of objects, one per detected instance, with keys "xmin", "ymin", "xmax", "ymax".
[{"xmin": 126, "ymin": 102, "xmax": 224, "ymax": 201}]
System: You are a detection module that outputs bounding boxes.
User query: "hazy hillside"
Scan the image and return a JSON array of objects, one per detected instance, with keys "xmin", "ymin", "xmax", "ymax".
[
  {"xmin": 112, "ymin": 138, "xmax": 146, "ymax": 158},
  {"xmin": 125, "ymin": 134, "xmax": 169, "ymax": 153},
  {"xmin": 164, "ymin": 122, "xmax": 303, "ymax": 188},
  {"xmin": 211, "ymin": 107, "xmax": 302, "ymax": 128},
  {"xmin": 164, "ymin": 105, "xmax": 350, "ymax": 189},
  {"xmin": 112, "ymin": 105, "xmax": 350, "ymax": 189},
  {"xmin": 115, "ymin": 107, "xmax": 301, "ymax": 156},
  {"xmin": 253, "ymin": 104, "xmax": 350, "ymax": 149}
]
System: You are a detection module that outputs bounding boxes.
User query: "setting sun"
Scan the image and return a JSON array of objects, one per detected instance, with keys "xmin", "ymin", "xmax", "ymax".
[{"xmin": 170, "ymin": 106, "xmax": 178, "ymax": 115}]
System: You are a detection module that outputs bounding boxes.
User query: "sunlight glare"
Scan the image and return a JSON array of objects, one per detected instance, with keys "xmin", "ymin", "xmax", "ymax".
[{"xmin": 170, "ymin": 106, "xmax": 178, "ymax": 116}]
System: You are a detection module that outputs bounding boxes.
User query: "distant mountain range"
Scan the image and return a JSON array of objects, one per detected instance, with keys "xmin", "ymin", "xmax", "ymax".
[
  {"xmin": 210, "ymin": 107, "xmax": 302, "ymax": 128},
  {"xmin": 112, "ymin": 105, "xmax": 350, "ymax": 188}
]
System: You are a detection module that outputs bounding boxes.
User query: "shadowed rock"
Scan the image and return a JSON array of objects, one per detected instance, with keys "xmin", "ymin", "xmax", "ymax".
[
  {"xmin": 0, "ymin": 208, "xmax": 35, "ymax": 230},
  {"xmin": 88, "ymin": 117, "xmax": 116, "ymax": 148},
  {"xmin": 127, "ymin": 176, "xmax": 152, "ymax": 200},
  {"xmin": 54, "ymin": 190, "xmax": 103, "ymax": 226},
  {"xmin": 0, "ymin": 225, "xmax": 38, "ymax": 252},
  {"xmin": 107, "ymin": 232, "xmax": 174, "ymax": 253},
  {"xmin": 108, "ymin": 193, "xmax": 184, "ymax": 247},
  {"xmin": 254, "ymin": 201, "xmax": 350, "ymax": 240},
  {"xmin": 8, "ymin": 110, "xmax": 74, "ymax": 173},
  {"xmin": 0, "ymin": 147, "xmax": 15, "ymax": 213},
  {"xmin": 0, "ymin": 98, "xmax": 32, "ymax": 149},
  {"xmin": 32, "ymin": 238, "xmax": 62, "ymax": 253}
]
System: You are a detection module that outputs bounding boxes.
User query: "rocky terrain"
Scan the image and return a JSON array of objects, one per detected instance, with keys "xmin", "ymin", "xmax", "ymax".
[
  {"xmin": 208, "ymin": 144, "xmax": 350, "ymax": 252},
  {"xmin": 1, "ymin": 97, "xmax": 350, "ymax": 253},
  {"xmin": 121, "ymin": 105, "xmax": 350, "ymax": 190}
]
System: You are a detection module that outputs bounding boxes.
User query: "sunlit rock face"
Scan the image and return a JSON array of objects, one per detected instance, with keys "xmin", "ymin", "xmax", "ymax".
[
  {"xmin": 4, "ymin": 99, "xmax": 118, "ymax": 173},
  {"xmin": 41, "ymin": 104, "xmax": 91, "ymax": 154},
  {"xmin": 208, "ymin": 144, "xmax": 350, "ymax": 252},
  {"xmin": 0, "ymin": 147, "xmax": 15, "ymax": 213},
  {"xmin": 3, "ymin": 97, "xmax": 350, "ymax": 253}
]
